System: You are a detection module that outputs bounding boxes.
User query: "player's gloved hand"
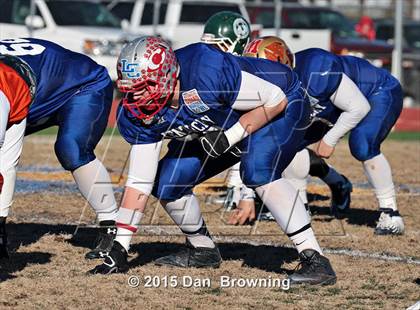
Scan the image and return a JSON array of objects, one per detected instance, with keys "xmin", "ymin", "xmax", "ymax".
[
  {"xmin": 200, "ymin": 130, "xmax": 241, "ymax": 158},
  {"xmin": 0, "ymin": 172, "xmax": 3, "ymax": 194}
]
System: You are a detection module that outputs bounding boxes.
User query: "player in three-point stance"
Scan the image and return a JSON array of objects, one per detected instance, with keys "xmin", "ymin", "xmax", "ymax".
[
  {"xmin": 0, "ymin": 38, "xmax": 119, "ymax": 259},
  {"xmin": 201, "ymin": 12, "xmax": 353, "ymax": 223},
  {"xmin": 243, "ymin": 36, "xmax": 404, "ymax": 235},
  {"xmin": 90, "ymin": 35, "xmax": 337, "ymax": 286}
]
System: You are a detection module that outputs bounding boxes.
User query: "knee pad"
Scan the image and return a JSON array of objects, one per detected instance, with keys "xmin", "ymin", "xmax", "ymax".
[
  {"xmin": 308, "ymin": 148, "xmax": 330, "ymax": 178},
  {"xmin": 283, "ymin": 149, "xmax": 310, "ymax": 180},
  {"xmin": 54, "ymin": 136, "xmax": 95, "ymax": 171}
]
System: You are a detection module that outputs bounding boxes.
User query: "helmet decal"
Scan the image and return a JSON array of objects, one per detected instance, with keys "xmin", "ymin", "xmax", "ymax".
[
  {"xmin": 148, "ymin": 48, "xmax": 166, "ymax": 71},
  {"xmin": 233, "ymin": 18, "xmax": 250, "ymax": 39},
  {"xmin": 244, "ymin": 38, "xmax": 262, "ymax": 54}
]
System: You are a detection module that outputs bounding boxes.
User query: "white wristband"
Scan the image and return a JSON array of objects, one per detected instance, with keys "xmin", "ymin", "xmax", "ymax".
[{"xmin": 224, "ymin": 121, "xmax": 249, "ymax": 146}]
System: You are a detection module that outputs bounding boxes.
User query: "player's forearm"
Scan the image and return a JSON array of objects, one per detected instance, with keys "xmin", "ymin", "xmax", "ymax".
[
  {"xmin": 324, "ymin": 74, "xmax": 371, "ymax": 147},
  {"xmin": 240, "ymin": 98, "xmax": 287, "ymax": 134},
  {"xmin": 323, "ymin": 111, "xmax": 365, "ymax": 146},
  {"xmin": 224, "ymin": 99, "xmax": 287, "ymax": 147}
]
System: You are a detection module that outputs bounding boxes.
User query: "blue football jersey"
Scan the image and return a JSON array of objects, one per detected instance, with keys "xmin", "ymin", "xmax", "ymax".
[
  {"xmin": 0, "ymin": 38, "xmax": 111, "ymax": 123},
  {"xmin": 118, "ymin": 43, "xmax": 301, "ymax": 144},
  {"xmin": 294, "ymin": 48, "xmax": 399, "ymax": 122}
]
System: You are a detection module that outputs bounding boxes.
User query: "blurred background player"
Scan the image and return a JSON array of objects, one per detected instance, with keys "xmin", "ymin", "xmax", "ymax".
[
  {"xmin": 91, "ymin": 35, "xmax": 336, "ymax": 286},
  {"xmin": 0, "ymin": 38, "xmax": 118, "ymax": 259},
  {"xmin": 243, "ymin": 36, "xmax": 404, "ymax": 235},
  {"xmin": 200, "ymin": 12, "xmax": 352, "ymax": 223}
]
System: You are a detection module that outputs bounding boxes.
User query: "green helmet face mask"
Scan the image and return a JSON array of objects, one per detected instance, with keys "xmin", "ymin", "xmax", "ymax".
[{"xmin": 201, "ymin": 11, "xmax": 251, "ymax": 55}]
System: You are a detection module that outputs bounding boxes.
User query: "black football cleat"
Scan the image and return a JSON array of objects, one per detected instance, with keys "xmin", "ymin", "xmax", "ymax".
[
  {"xmin": 288, "ymin": 249, "xmax": 337, "ymax": 286},
  {"xmin": 88, "ymin": 241, "xmax": 129, "ymax": 275},
  {"xmin": 330, "ymin": 175, "xmax": 352, "ymax": 218},
  {"xmin": 0, "ymin": 233, "xmax": 9, "ymax": 259},
  {"xmin": 85, "ymin": 222, "xmax": 116, "ymax": 260},
  {"xmin": 154, "ymin": 240, "xmax": 221, "ymax": 268},
  {"xmin": 0, "ymin": 217, "xmax": 9, "ymax": 259}
]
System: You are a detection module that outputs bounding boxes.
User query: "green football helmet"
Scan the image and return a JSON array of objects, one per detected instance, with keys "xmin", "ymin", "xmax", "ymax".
[{"xmin": 201, "ymin": 11, "xmax": 250, "ymax": 55}]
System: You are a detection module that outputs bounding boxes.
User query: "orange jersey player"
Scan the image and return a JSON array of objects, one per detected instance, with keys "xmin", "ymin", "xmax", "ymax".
[{"xmin": 0, "ymin": 55, "xmax": 35, "ymax": 193}]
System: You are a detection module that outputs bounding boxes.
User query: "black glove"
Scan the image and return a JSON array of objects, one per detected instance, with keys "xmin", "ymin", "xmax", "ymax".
[{"xmin": 199, "ymin": 130, "xmax": 241, "ymax": 158}]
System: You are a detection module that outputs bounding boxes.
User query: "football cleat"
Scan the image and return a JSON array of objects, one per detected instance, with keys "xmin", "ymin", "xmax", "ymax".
[
  {"xmin": 0, "ymin": 217, "xmax": 9, "ymax": 259},
  {"xmin": 288, "ymin": 249, "xmax": 336, "ymax": 286},
  {"xmin": 0, "ymin": 233, "xmax": 9, "ymax": 259},
  {"xmin": 88, "ymin": 241, "xmax": 129, "ymax": 275},
  {"xmin": 374, "ymin": 208, "xmax": 404, "ymax": 235},
  {"xmin": 154, "ymin": 240, "xmax": 221, "ymax": 268},
  {"xmin": 330, "ymin": 175, "xmax": 352, "ymax": 218},
  {"xmin": 85, "ymin": 225, "xmax": 116, "ymax": 260}
]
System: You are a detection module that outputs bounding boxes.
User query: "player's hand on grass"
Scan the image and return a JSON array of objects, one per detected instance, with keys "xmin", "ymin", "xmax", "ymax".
[
  {"xmin": 315, "ymin": 139, "xmax": 335, "ymax": 158},
  {"xmin": 228, "ymin": 199, "xmax": 256, "ymax": 225},
  {"xmin": 200, "ymin": 130, "xmax": 241, "ymax": 158}
]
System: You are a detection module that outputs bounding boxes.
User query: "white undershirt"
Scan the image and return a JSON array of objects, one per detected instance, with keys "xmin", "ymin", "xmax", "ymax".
[
  {"xmin": 232, "ymin": 71, "xmax": 286, "ymax": 110},
  {"xmin": 0, "ymin": 90, "xmax": 11, "ymax": 149},
  {"xmin": 323, "ymin": 73, "xmax": 371, "ymax": 147}
]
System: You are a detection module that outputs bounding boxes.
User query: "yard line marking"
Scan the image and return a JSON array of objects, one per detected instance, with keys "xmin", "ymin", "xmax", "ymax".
[{"xmin": 212, "ymin": 236, "xmax": 420, "ymax": 265}]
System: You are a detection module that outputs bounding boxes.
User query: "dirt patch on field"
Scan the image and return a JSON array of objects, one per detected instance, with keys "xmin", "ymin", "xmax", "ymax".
[{"xmin": 1, "ymin": 136, "xmax": 419, "ymax": 309}]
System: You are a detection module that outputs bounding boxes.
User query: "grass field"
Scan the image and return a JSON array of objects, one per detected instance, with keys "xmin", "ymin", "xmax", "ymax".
[{"xmin": 0, "ymin": 134, "xmax": 419, "ymax": 309}]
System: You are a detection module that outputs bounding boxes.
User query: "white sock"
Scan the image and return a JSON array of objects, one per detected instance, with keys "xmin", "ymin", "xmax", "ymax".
[
  {"xmin": 289, "ymin": 227, "xmax": 323, "ymax": 255},
  {"xmin": 72, "ymin": 159, "xmax": 118, "ymax": 222},
  {"xmin": 282, "ymin": 149, "xmax": 310, "ymax": 204},
  {"xmin": 187, "ymin": 233, "xmax": 215, "ymax": 248},
  {"xmin": 0, "ymin": 167, "xmax": 16, "ymax": 217},
  {"xmin": 363, "ymin": 153, "xmax": 397, "ymax": 211},
  {"xmin": 256, "ymin": 179, "xmax": 322, "ymax": 254},
  {"xmin": 115, "ymin": 207, "xmax": 143, "ymax": 251},
  {"xmin": 163, "ymin": 195, "xmax": 215, "ymax": 248}
]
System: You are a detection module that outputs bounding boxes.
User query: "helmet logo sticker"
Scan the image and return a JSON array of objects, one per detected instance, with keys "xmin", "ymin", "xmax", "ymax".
[
  {"xmin": 233, "ymin": 18, "xmax": 249, "ymax": 39},
  {"xmin": 244, "ymin": 39, "xmax": 262, "ymax": 54},
  {"xmin": 266, "ymin": 42, "xmax": 287, "ymax": 62},
  {"xmin": 120, "ymin": 59, "xmax": 140, "ymax": 78},
  {"xmin": 148, "ymin": 48, "xmax": 166, "ymax": 71}
]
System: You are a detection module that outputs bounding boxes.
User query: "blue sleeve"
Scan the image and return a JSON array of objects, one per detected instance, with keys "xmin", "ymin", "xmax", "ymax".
[
  {"xmin": 296, "ymin": 49, "xmax": 343, "ymax": 101},
  {"xmin": 117, "ymin": 104, "xmax": 164, "ymax": 144}
]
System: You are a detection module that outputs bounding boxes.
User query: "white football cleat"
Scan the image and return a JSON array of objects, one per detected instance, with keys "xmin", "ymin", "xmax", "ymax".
[{"xmin": 374, "ymin": 208, "xmax": 405, "ymax": 235}]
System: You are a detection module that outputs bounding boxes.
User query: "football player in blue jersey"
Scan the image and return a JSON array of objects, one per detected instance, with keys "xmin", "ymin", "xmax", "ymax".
[
  {"xmin": 243, "ymin": 36, "xmax": 404, "ymax": 235},
  {"xmin": 200, "ymin": 12, "xmax": 352, "ymax": 221},
  {"xmin": 0, "ymin": 38, "xmax": 118, "ymax": 259},
  {"xmin": 90, "ymin": 35, "xmax": 337, "ymax": 286}
]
